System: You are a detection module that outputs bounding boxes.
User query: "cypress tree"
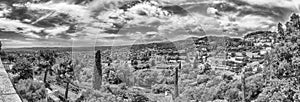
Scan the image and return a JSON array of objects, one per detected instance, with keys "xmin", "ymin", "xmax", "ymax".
[
  {"xmin": 174, "ymin": 61, "xmax": 180, "ymax": 99},
  {"xmin": 93, "ymin": 50, "xmax": 102, "ymax": 90}
]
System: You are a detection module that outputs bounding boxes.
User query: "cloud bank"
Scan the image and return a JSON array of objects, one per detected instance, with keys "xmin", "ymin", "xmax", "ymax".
[{"xmin": 0, "ymin": 0, "xmax": 298, "ymax": 48}]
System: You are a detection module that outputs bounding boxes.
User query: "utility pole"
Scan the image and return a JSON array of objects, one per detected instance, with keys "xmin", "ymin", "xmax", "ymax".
[
  {"xmin": 0, "ymin": 41, "xmax": 2, "ymax": 51},
  {"xmin": 241, "ymin": 68, "xmax": 246, "ymax": 102}
]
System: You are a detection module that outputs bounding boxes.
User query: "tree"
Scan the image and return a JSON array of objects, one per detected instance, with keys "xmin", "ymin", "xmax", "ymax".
[
  {"xmin": 56, "ymin": 59, "xmax": 75, "ymax": 100},
  {"xmin": 77, "ymin": 89, "xmax": 117, "ymax": 102},
  {"xmin": 150, "ymin": 58, "xmax": 156, "ymax": 67},
  {"xmin": 115, "ymin": 62, "xmax": 135, "ymax": 86},
  {"xmin": 71, "ymin": 58, "xmax": 85, "ymax": 84},
  {"xmin": 257, "ymin": 13, "xmax": 300, "ymax": 102},
  {"xmin": 15, "ymin": 79, "xmax": 47, "ymax": 102},
  {"xmin": 11, "ymin": 58, "xmax": 33, "ymax": 81},
  {"xmin": 245, "ymin": 74, "xmax": 265, "ymax": 101},
  {"xmin": 152, "ymin": 84, "xmax": 173, "ymax": 94},
  {"xmin": 7, "ymin": 55, "xmax": 16, "ymax": 63},
  {"xmin": 278, "ymin": 23, "xmax": 284, "ymax": 36},
  {"xmin": 136, "ymin": 69, "xmax": 159, "ymax": 88},
  {"xmin": 93, "ymin": 50, "xmax": 102, "ymax": 90},
  {"xmin": 37, "ymin": 51, "xmax": 57, "ymax": 87},
  {"xmin": 290, "ymin": 13, "xmax": 300, "ymax": 29}
]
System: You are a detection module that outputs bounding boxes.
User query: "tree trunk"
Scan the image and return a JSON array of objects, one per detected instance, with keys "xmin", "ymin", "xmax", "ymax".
[
  {"xmin": 43, "ymin": 68, "xmax": 48, "ymax": 84},
  {"xmin": 65, "ymin": 82, "xmax": 69, "ymax": 101},
  {"xmin": 93, "ymin": 50, "xmax": 102, "ymax": 90}
]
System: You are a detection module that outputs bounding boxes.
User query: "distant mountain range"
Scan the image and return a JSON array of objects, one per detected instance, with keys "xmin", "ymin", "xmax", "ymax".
[
  {"xmin": 3, "ymin": 29, "xmax": 276, "ymax": 53},
  {"xmin": 3, "ymin": 33, "xmax": 256, "ymax": 52}
]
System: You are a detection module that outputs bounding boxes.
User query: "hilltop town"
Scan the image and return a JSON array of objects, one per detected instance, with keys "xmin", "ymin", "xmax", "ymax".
[{"xmin": 1, "ymin": 0, "xmax": 300, "ymax": 101}]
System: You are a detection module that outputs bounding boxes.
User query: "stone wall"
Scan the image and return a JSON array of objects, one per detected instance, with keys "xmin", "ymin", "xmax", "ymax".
[{"xmin": 0, "ymin": 59, "xmax": 22, "ymax": 102}]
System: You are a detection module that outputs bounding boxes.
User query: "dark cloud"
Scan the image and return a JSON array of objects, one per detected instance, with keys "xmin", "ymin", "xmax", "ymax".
[
  {"xmin": 103, "ymin": 35, "xmax": 131, "ymax": 40},
  {"xmin": 208, "ymin": 0, "xmax": 287, "ymax": 19},
  {"xmin": 0, "ymin": 31, "xmax": 25, "ymax": 40},
  {"xmin": 238, "ymin": 6, "xmax": 293, "ymax": 21},
  {"xmin": 161, "ymin": 5, "xmax": 189, "ymax": 16},
  {"xmin": 203, "ymin": 0, "xmax": 297, "ymax": 36},
  {"xmin": 227, "ymin": 0, "xmax": 249, "ymax": 6},
  {"xmin": 117, "ymin": 26, "xmax": 158, "ymax": 34},
  {"xmin": 211, "ymin": 2, "xmax": 237, "ymax": 12},
  {"xmin": 179, "ymin": 4, "xmax": 209, "ymax": 15},
  {"xmin": 145, "ymin": 34, "xmax": 156, "ymax": 38},
  {"xmin": 56, "ymin": 33, "xmax": 72, "ymax": 39},
  {"xmin": 225, "ymin": 0, "xmax": 294, "ymax": 21}
]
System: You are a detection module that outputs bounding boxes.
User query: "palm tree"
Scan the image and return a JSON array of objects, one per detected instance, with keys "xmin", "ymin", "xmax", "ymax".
[
  {"xmin": 37, "ymin": 51, "xmax": 57, "ymax": 87},
  {"xmin": 57, "ymin": 59, "xmax": 75, "ymax": 101}
]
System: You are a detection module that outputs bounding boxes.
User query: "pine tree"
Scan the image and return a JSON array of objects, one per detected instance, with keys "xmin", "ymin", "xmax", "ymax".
[
  {"xmin": 288, "ymin": 13, "xmax": 300, "ymax": 31},
  {"xmin": 278, "ymin": 23, "xmax": 284, "ymax": 37},
  {"xmin": 290, "ymin": 13, "xmax": 300, "ymax": 27}
]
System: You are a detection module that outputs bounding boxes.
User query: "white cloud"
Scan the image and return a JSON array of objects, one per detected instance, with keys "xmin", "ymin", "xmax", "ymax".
[
  {"xmin": 241, "ymin": 0, "xmax": 300, "ymax": 11},
  {"xmin": 157, "ymin": 13, "xmax": 209, "ymax": 34},
  {"xmin": 146, "ymin": 31, "xmax": 158, "ymax": 35},
  {"xmin": 0, "ymin": 18, "xmax": 44, "ymax": 33},
  {"xmin": 88, "ymin": 0, "xmax": 134, "ymax": 12},
  {"xmin": 24, "ymin": 32, "xmax": 42, "ymax": 39},
  {"xmin": 206, "ymin": 4, "xmax": 277, "ymax": 35},
  {"xmin": 95, "ymin": 0, "xmax": 171, "ymax": 28},
  {"xmin": 44, "ymin": 26, "xmax": 69, "ymax": 36},
  {"xmin": 6, "ymin": 40, "xmax": 34, "ymax": 46},
  {"xmin": 0, "ymin": 39, "xmax": 10, "ymax": 41},
  {"xmin": 80, "ymin": 27, "xmax": 105, "ymax": 35},
  {"xmin": 207, "ymin": 7, "xmax": 218, "ymax": 15},
  {"xmin": 26, "ymin": 2, "xmax": 93, "ymax": 23},
  {"xmin": 218, "ymin": 14, "xmax": 275, "ymax": 30},
  {"xmin": 3, "ymin": 0, "xmax": 285, "ymax": 47},
  {"xmin": 237, "ymin": 15, "xmax": 274, "ymax": 29},
  {"xmin": 26, "ymin": 0, "xmax": 207, "ymax": 43},
  {"xmin": 127, "ymin": 1, "xmax": 171, "ymax": 17}
]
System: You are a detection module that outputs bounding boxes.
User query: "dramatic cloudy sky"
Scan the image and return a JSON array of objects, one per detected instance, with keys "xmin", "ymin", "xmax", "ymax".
[{"xmin": 0, "ymin": 0, "xmax": 299, "ymax": 48}]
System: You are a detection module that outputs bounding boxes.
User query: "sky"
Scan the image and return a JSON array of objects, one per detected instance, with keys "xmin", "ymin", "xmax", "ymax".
[{"xmin": 0, "ymin": 0, "xmax": 299, "ymax": 48}]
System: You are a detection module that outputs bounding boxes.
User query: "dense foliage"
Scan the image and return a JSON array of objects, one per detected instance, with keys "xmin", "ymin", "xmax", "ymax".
[{"xmin": 15, "ymin": 79, "xmax": 47, "ymax": 102}]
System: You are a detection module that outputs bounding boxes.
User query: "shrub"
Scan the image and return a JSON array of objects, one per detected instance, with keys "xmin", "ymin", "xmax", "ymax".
[
  {"xmin": 15, "ymin": 79, "xmax": 47, "ymax": 102},
  {"xmin": 152, "ymin": 84, "xmax": 173, "ymax": 94}
]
